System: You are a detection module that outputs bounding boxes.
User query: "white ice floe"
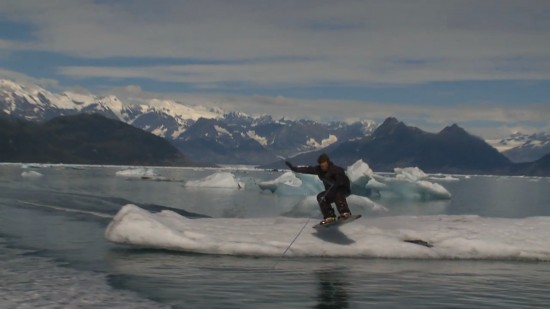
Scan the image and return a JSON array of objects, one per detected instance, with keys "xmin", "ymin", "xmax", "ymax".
[
  {"xmin": 373, "ymin": 174, "xmax": 452, "ymax": 200},
  {"xmin": 21, "ymin": 171, "xmax": 43, "ymax": 178},
  {"xmin": 365, "ymin": 166, "xmax": 452, "ymax": 200},
  {"xmin": 21, "ymin": 163, "xmax": 48, "ymax": 169},
  {"xmin": 428, "ymin": 175, "xmax": 461, "ymax": 182},
  {"xmin": 258, "ymin": 171, "xmax": 302, "ymax": 193},
  {"xmin": 258, "ymin": 172, "xmax": 322, "ymax": 195},
  {"xmin": 115, "ymin": 167, "xmax": 169, "ymax": 181},
  {"xmin": 185, "ymin": 172, "xmax": 245, "ymax": 189},
  {"xmin": 105, "ymin": 204, "xmax": 550, "ymax": 261},
  {"xmin": 116, "ymin": 168, "xmax": 157, "ymax": 178}
]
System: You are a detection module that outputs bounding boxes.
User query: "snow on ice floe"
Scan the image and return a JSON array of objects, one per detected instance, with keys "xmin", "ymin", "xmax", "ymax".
[
  {"xmin": 185, "ymin": 172, "xmax": 245, "ymax": 189},
  {"xmin": 105, "ymin": 204, "xmax": 550, "ymax": 261}
]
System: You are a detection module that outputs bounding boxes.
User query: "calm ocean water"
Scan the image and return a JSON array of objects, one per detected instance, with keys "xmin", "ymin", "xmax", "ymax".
[{"xmin": 1, "ymin": 164, "xmax": 550, "ymax": 308}]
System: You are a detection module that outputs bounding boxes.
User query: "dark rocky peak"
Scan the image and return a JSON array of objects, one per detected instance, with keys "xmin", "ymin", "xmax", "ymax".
[
  {"xmin": 380, "ymin": 117, "xmax": 400, "ymax": 127},
  {"xmin": 372, "ymin": 117, "xmax": 422, "ymax": 139},
  {"xmin": 438, "ymin": 123, "xmax": 469, "ymax": 137}
]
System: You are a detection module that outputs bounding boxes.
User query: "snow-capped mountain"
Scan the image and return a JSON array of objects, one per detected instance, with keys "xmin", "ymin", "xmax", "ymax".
[
  {"xmin": 0, "ymin": 79, "xmax": 222, "ymax": 137},
  {"xmin": 486, "ymin": 132, "xmax": 550, "ymax": 163},
  {"xmin": 0, "ymin": 79, "xmax": 376, "ymax": 164}
]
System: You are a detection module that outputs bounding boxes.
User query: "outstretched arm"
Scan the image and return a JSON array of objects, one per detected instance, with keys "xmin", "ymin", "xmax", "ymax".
[
  {"xmin": 285, "ymin": 161, "xmax": 317, "ymax": 175},
  {"xmin": 285, "ymin": 161, "xmax": 296, "ymax": 171}
]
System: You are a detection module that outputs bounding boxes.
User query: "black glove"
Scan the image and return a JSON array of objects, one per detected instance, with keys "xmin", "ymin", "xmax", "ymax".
[{"xmin": 285, "ymin": 161, "xmax": 295, "ymax": 171}]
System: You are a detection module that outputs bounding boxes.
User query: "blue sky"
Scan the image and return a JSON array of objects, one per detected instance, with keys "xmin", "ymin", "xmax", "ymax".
[{"xmin": 1, "ymin": 0, "xmax": 549, "ymax": 138}]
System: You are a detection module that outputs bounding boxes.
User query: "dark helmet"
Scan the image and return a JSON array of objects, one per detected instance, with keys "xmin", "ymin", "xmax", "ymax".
[{"xmin": 317, "ymin": 153, "xmax": 330, "ymax": 164}]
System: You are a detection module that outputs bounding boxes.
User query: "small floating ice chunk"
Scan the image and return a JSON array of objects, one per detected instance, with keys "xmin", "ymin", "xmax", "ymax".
[
  {"xmin": 186, "ymin": 172, "xmax": 245, "ymax": 189},
  {"xmin": 258, "ymin": 171, "xmax": 302, "ymax": 192},
  {"xmin": 116, "ymin": 167, "xmax": 158, "ymax": 178},
  {"xmin": 21, "ymin": 171, "xmax": 43, "ymax": 178}
]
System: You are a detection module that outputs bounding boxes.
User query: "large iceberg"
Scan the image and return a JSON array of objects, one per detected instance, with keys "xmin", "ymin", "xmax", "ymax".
[
  {"xmin": 185, "ymin": 172, "xmax": 245, "ymax": 189},
  {"xmin": 372, "ymin": 167, "xmax": 452, "ymax": 200},
  {"xmin": 346, "ymin": 160, "xmax": 378, "ymax": 197},
  {"xmin": 259, "ymin": 160, "xmax": 451, "ymax": 200},
  {"xmin": 258, "ymin": 171, "xmax": 302, "ymax": 193},
  {"xmin": 258, "ymin": 172, "xmax": 322, "ymax": 195}
]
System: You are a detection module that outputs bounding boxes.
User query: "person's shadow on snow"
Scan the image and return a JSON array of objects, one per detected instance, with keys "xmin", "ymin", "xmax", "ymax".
[{"xmin": 312, "ymin": 227, "xmax": 355, "ymax": 245}]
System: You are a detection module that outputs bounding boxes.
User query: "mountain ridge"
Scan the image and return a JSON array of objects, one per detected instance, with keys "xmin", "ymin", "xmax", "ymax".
[
  {"xmin": 2, "ymin": 79, "xmax": 550, "ymax": 175},
  {"xmin": 0, "ymin": 113, "xmax": 199, "ymax": 166},
  {"xmin": 0, "ymin": 79, "xmax": 375, "ymax": 164},
  {"xmin": 270, "ymin": 119, "xmax": 550, "ymax": 176}
]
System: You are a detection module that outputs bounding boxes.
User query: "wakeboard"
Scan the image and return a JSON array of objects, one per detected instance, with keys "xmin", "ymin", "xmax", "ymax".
[{"xmin": 313, "ymin": 214, "xmax": 362, "ymax": 229}]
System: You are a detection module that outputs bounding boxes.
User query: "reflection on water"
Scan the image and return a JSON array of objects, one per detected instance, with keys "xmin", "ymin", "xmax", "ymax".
[
  {"xmin": 315, "ymin": 269, "xmax": 349, "ymax": 309},
  {"xmin": 103, "ymin": 248, "xmax": 550, "ymax": 308}
]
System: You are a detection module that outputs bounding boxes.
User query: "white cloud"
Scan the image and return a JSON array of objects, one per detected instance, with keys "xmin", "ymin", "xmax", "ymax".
[
  {"xmin": 246, "ymin": 130, "xmax": 268, "ymax": 146},
  {"xmin": 0, "ymin": 68, "xmax": 59, "ymax": 88},
  {"xmin": 123, "ymin": 85, "xmax": 143, "ymax": 95},
  {"xmin": 1, "ymin": 0, "xmax": 549, "ymax": 85},
  {"xmin": 307, "ymin": 135, "xmax": 338, "ymax": 149},
  {"xmin": 57, "ymin": 57, "xmax": 550, "ymax": 87},
  {"xmin": 1, "ymin": 1, "xmax": 550, "ymax": 138}
]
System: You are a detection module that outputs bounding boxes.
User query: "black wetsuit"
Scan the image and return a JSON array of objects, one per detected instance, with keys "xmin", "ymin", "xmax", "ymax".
[{"xmin": 289, "ymin": 162, "xmax": 351, "ymax": 218}]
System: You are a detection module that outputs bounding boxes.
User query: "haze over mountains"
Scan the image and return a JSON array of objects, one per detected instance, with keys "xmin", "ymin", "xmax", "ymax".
[{"xmin": 1, "ymin": 79, "xmax": 549, "ymax": 175}]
